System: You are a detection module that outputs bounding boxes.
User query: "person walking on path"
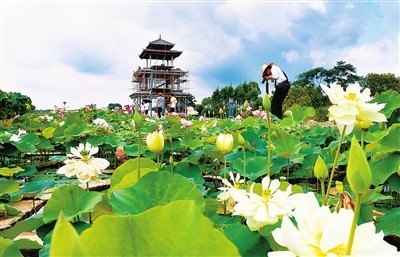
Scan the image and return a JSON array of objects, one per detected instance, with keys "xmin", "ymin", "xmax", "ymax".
[
  {"xmin": 156, "ymin": 93, "xmax": 165, "ymax": 118},
  {"xmin": 261, "ymin": 62, "xmax": 291, "ymax": 119}
]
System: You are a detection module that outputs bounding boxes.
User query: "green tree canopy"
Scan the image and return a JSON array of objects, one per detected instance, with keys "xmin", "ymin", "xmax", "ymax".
[{"xmin": 361, "ymin": 73, "xmax": 400, "ymax": 96}]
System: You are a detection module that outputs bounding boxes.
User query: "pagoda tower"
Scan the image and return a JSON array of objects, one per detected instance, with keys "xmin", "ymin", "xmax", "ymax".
[{"xmin": 130, "ymin": 36, "xmax": 191, "ymax": 113}]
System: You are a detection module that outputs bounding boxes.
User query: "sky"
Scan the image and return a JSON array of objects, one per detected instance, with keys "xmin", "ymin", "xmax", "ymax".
[{"xmin": 1, "ymin": 0, "xmax": 399, "ymax": 110}]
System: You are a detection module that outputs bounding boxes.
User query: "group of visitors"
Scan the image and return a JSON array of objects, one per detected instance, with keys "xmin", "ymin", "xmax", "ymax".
[
  {"xmin": 155, "ymin": 93, "xmax": 178, "ymax": 118},
  {"xmin": 139, "ymin": 93, "xmax": 178, "ymax": 118}
]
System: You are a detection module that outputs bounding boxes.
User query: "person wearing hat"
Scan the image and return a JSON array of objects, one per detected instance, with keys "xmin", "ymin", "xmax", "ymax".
[{"xmin": 261, "ymin": 63, "xmax": 291, "ymax": 119}]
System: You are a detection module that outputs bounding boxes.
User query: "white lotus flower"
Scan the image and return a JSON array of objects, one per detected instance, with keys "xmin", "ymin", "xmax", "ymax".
[
  {"xmin": 180, "ymin": 118, "xmax": 193, "ymax": 128},
  {"xmin": 217, "ymin": 172, "xmax": 246, "ymax": 213},
  {"xmin": 57, "ymin": 142, "xmax": 110, "ymax": 184},
  {"xmin": 9, "ymin": 134, "xmax": 21, "ymax": 142},
  {"xmin": 93, "ymin": 118, "xmax": 110, "ymax": 129},
  {"xmin": 232, "ymin": 176, "xmax": 298, "ymax": 231},
  {"xmin": 269, "ymin": 192, "xmax": 399, "ymax": 257},
  {"xmin": 321, "ymin": 83, "xmax": 387, "ymax": 135}
]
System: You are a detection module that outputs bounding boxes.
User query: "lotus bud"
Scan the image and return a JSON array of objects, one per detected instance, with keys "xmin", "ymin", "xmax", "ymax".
[
  {"xmin": 146, "ymin": 131, "xmax": 164, "ymax": 154},
  {"xmin": 346, "ymin": 135, "xmax": 372, "ymax": 194},
  {"xmin": 216, "ymin": 133, "xmax": 234, "ymax": 154},
  {"xmin": 237, "ymin": 133, "xmax": 245, "ymax": 145},
  {"xmin": 263, "ymin": 94, "xmax": 271, "ymax": 111},
  {"xmin": 133, "ymin": 110, "xmax": 143, "ymax": 127},
  {"xmin": 314, "ymin": 155, "xmax": 328, "ymax": 180},
  {"xmin": 243, "ymin": 100, "xmax": 250, "ymax": 109}
]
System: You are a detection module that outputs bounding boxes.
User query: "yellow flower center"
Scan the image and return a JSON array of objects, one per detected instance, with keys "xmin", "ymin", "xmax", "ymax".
[
  {"xmin": 346, "ymin": 92, "xmax": 357, "ymax": 101},
  {"xmin": 262, "ymin": 188, "xmax": 271, "ymax": 201},
  {"xmin": 233, "ymin": 181, "xmax": 241, "ymax": 189},
  {"xmin": 80, "ymin": 150, "xmax": 90, "ymax": 162}
]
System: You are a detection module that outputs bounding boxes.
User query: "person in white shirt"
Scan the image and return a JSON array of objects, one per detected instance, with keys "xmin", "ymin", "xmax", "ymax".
[
  {"xmin": 261, "ymin": 63, "xmax": 291, "ymax": 119},
  {"xmin": 169, "ymin": 94, "xmax": 177, "ymax": 113}
]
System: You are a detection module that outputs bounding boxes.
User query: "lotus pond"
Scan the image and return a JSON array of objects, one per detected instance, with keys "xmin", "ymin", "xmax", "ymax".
[{"xmin": 1, "ymin": 87, "xmax": 400, "ymax": 257}]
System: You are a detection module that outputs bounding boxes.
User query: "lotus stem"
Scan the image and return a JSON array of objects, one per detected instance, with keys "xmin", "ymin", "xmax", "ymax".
[{"xmin": 324, "ymin": 125, "xmax": 346, "ymax": 205}]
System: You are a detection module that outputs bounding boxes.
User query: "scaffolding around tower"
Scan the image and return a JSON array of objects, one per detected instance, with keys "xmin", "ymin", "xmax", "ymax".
[{"xmin": 129, "ymin": 36, "xmax": 192, "ymax": 114}]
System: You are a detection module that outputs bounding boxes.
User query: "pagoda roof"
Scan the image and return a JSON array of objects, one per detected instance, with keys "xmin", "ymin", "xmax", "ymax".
[
  {"xmin": 146, "ymin": 36, "xmax": 175, "ymax": 50},
  {"xmin": 139, "ymin": 49, "xmax": 182, "ymax": 60}
]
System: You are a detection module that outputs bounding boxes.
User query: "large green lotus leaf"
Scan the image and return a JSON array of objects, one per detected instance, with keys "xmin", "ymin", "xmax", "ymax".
[
  {"xmin": 388, "ymin": 173, "xmax": 400, "ymax": 194},
  {"xmin": 0, "ymin": 213, "xmax": 44, "ymax": 239},
  {"xmin": 43, "ymin": 184, "xmax": 103, "ymax": 223},
  {"xmin": 63, "ymin": 122, "xmax": 91, "ymax": 138},
  {"xmin": 180, "ymin": 137, "xmax": 204, "ymax": 150},
  {"xmin": 242, "ymin": 128, "xmax": 267, "ymax": 155},
  {"xmin": 0, "ymin": 143, "xmax": 20, "ymax": 157},
  {"xmin": 0, "ymin": 237, "xmax": 23, "ymax": 257},
  {"xmin": 288, "ymin": 104, "xmax": 316, "ymax": 122},
  {"xmin": 14, "ymin": 238, "xmax": 42, "ymax": 251},
  {"xmin": 218, "ymin": 119, "xmax": 243, "ymax": 132},
  {"xmin": 0, "ymin": 178, "xmax": 19, "ymax": 195},
  {"xmin": 110, "ymin": 172, "xmax": 205, "ymax": 215},
  {"xmin": 15, "ymin": 165, "xmax": 37, "ymax": 177},
  {"xmin": 370, "ymin": 153, "xmax": 400, "ymax": 186},
  {"xmin": 232, "ymin": 156, "xmax": 268, "ymax": 181},
  {"xmin": 321, "ymin": 147, "xmax": 347, "ymax": 168},
  {"xmin": 52, "ymin": 125, "xmax": 66, "ymax": 140},
  {"xmin": 226, "ymin": 150, "xmax": 244, "ymax": 163},
  {"xmin": 222, "ymin": 223, "xmax": 271, "ymax": 257},
  {"xmin": 300, "ymin": 153, "xmax": 319, "ymax": 171},
  {"xmin": 13, "ymin": 133, "xmax": 40, "ymax": 153},
  {"xmin": 37, "ymin": 137, "xmax": 55, "ymax": 150},
  {"xmin": 15, "ymin": 179, "xmax": 56, "ymax": 198},
  {"xmin": 64, "ymin": 113, "xmax": 85, "ymax": 126},
  {"xmin": 375, "ymin": 207, "xmax": 400, "ymax": 236},
  {"xmin": 80, "ymin": 200, "xmax": 240, "ymax": 256},
  {"xmin": 109, "ymin": 169, "xmax": 156, "ymax": 195},
  {"xmin": 104, "ymin": 134, "xmax": 122, "ymax": 147},
  {"xmin": 0, "ymin": 204, "xmax": 22, "ymax": 217},
  {"xmin": 0, "ymin": 167, "xmax": 24, "ymax": 177},
  {"xmin": 366, "ymin": 124, "xmax": 400, "ymax": 154},
  {"xmin": 273, "ymin": 133, "xmax": 304, "ymax": 159},
  {"xmin": 373, "ymin": 90, "xmax": 400, "ymax": 118},
  {"xmin": 86, "ymin": 135, "xmax": 105, "ymax": 146},
  {"xmin": 109, "ymin": 158, "xmax": 158, "ymax": 191},
  {"xmin": 123, "ymin": 144, "xmax": 139, "ymax": 157},
  {"xmin": 50, "ymin": 212, "xmax": 84, "ymax": 256},
  {"xmin": 187, "ymin": 148, "xmax": 205, "ymax": 164},
  {"xmin": 173, "ymin": 161, "xmax": 205, "ymax": 185},
  {"xmin": 41, "ymin": 127, "xmax": 56, "ymax": 139}
]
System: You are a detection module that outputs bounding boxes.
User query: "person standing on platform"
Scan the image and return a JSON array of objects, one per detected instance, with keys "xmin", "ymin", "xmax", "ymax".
[
  {"xmin": 169, "ymin": 94, "xmax": 177, "ymax": 113},
  {"xmin": 261, "ymin": 62, "xmax": 291, "ymax": 119},
  {"xmin": 156, "ymin": 93, "xmax": 165, "ymax": 118}
]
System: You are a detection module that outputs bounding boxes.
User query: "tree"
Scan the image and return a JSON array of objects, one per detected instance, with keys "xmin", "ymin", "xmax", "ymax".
[
  {"xmin": 361, "ymin": 73, "xmax": 400, "ymax": 96},
  {"xmin": 0, "ymin": 90, "xmax": 35, "ymax": 120},
  {"xmin": 233, "ymin": 81, "xmax": 261, "ymax": 107},
  {"xmin": 291, "ymin": 67, "xmax": 328, "ymax": 88},
  {"xmin": 325, "ymin": 61, "xmax": 362, "ymax": 88}
]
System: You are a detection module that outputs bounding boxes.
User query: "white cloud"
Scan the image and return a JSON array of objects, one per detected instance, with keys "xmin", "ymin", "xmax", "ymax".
[
  {"xmin": 1, "ymin": 1, "xmax": 398, "ymax": 110},
  {"xmin": 340, "ymin": 38, "xmax": 400, "ymax": 76},
  {"xmin": 307, "ymin": 37, "xmax": 399, "ymax": 76},
  {"xmin": 282, "ymin": 50, "xmax": 299, "ymax": 63}
]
